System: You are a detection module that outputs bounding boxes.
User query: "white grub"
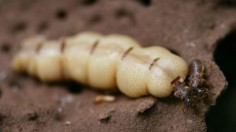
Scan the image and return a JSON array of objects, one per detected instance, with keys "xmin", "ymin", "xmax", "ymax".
[
  {"xmin": 12, "ymin": 32, "xmax": 188, "ymax": 98},
  {"xmin": 94, "ymin": 95, "xmax": 116, "ymax": 104}
]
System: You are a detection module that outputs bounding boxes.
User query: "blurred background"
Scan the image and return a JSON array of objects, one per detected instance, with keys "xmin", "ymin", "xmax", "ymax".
[{"xmin": 207, "ymin": 29, "xmax": 236, "ymax": 131}]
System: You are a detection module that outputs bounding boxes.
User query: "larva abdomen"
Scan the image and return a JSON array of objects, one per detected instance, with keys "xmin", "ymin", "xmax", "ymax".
[
  {"xmin": 117, "ymin": 47, "xmax": 187, "ymax": 97},
  {"xmin": 64, "ymin": 32, "xmax": 103, "ymax": 84},
  {"xmin": 87, "ymin": 35, "xmax": 141, "ymax": 90},
  {"xmin": 12, "ymin": 32, "xmax": 188, "ymax": 98}
]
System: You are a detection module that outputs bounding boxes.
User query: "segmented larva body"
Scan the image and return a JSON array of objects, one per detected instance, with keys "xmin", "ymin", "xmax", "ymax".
[{"xmin": 12, "ymin": 32, "xmax": 188, "ymax": 98}]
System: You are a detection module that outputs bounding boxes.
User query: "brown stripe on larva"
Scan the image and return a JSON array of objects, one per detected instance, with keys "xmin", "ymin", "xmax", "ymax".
[
  {"xmin": 35, "ymin": 42, "xmax": 44, "ymax": 53},
  {"xmin": 121, "ymin": 47, "xmax": 133, "ymax": 60},
  {"xmin": 60, "ymin": 39, "xmax": 66, "ymax": 53},
  {"xmin": 59, "ymin": 57, "xmax": 66, "ymax": 80},
  {"xmin": 90, "ymin": 40, "xmax": 99, "ymax": 54},
  {"xmin": 59, "ymin": 39, "xmax": 67, "ymax": 79},
  {"xmin": 149, "ymin": 57, "xmax": 160, "ymax": 70}
]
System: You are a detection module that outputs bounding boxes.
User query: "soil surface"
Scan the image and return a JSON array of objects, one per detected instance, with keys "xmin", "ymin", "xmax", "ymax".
[{"xmin": 0, "ymin": 0, "xmax": 235, "ymax": 131}]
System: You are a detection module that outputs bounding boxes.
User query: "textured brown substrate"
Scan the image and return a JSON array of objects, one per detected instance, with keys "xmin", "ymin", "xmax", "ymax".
[{"xmin": 0, "ymin": 0, "xmax": 235, "ymax": 131}]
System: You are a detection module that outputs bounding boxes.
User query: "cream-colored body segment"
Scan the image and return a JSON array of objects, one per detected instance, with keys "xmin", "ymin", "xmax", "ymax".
[
  {"xmin": 64, "ymin": 32, "xmax": 103, "ymax": 84},
  {"xmin": 12, "ymin": 32, "xmax": 188, "ymax": 98},
  {"xmin": 88, "ymin": 35, "xmax": 141, "ymax": 90}
]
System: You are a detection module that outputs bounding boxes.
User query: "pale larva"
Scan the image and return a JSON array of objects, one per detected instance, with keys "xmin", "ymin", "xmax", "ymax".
[{"xmin": 12, "ymin": 32, "xmax": 188, "ymax": 98}]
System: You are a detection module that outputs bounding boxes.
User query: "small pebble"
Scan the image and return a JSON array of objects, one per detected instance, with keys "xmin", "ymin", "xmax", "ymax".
[
  {"xmin": 65, "ymin": 121, "xmax": 71, "ymax": 126},
  {"xmin": 94, "ymin": 95, "xmax": 116, "ymax": 104}
]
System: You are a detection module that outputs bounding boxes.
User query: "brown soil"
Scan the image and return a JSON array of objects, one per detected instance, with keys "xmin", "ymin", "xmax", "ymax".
[{"xmin": 0, "ymin": 0, "xmax": 235, "ymax": 131}]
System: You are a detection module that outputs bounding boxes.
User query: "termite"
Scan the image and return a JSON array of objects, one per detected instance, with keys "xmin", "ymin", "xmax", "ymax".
[
  {"xmin": 172, "ymin": 59, "xmax": 209, "ymax": 107},
  {"xmin": 12, "ymin": 32, "xmax": 188, "ymax": 99},
  {"xmin": 171, "ymin": 76, "xmax": 195, "ymax": 107},
  {"xmin": 188, "ymin": 58, "xmax": 208, "ymax": 98}
]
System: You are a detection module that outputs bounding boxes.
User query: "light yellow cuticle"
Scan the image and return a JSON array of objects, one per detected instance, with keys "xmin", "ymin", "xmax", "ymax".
[{"xmin": 12, "ymin": 32, "xmax": 188, "ymax": 98}]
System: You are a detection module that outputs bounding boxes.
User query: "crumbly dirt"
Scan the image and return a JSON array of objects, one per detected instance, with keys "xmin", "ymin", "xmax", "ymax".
[{"xmin": 0, "ymin": 0, "xmax": 235, "ymax": 131}]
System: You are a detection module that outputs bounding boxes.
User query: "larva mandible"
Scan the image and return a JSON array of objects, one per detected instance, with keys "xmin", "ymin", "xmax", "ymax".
[{"xmin": 12, "ymin": 32, "xmax": 188, "ymax": 98}]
